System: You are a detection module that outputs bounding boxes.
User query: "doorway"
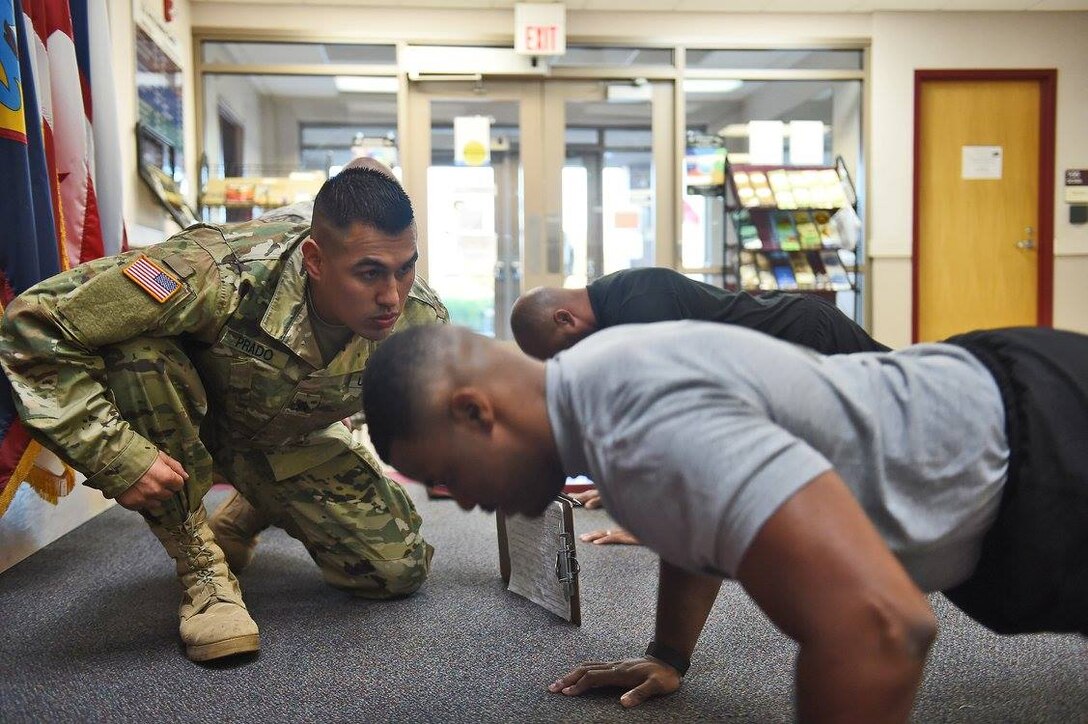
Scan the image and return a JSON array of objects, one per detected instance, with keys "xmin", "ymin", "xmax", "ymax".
[
  {"xmin": 404, "ymin": 79, "xmax": 674, "ymax": 339},
  {"xmin": 912, "ymin": 70, "xmax": 1056, "ymax": 342},
  {"xmin": 218, "ymin": 107, "xmax": 247, "ymax": 222}
]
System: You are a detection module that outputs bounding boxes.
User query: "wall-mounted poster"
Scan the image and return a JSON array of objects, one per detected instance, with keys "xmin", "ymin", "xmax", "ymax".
[{"xmin": 135, "ymin": 25, "xmax": 183, "ymax": 177}]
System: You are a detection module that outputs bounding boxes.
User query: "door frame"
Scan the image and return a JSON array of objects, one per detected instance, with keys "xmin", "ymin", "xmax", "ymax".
[
  {"xmin": 911, "ymin": 69, "xmax": 1057, "ymax": 342},
  {"xmin": 403, "ymin": 80, "xmax": 543, "ymax": 292},
  {"xmin": 404, "ymin": 77, "xmax": 676, "ymax": 318}
]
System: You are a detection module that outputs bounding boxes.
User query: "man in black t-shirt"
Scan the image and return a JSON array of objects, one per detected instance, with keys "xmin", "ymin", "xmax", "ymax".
[
  {"xmin": 510, "ymin": 266, "xmax": 889, "ymax": 545},
  {"xmin": 511, "ymin": 267, "xmax": 888, "ymax": 360}
]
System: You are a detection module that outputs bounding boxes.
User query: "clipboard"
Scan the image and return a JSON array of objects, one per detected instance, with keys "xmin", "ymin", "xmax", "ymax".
[{"xmin": 497, "ymin": 495, "xmax": 581, "ymax": 625}]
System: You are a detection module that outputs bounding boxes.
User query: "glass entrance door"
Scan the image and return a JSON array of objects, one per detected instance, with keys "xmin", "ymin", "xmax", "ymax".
[{"xmin": 405, "ymin": 79, "xmax": 673, "ymax": 338}]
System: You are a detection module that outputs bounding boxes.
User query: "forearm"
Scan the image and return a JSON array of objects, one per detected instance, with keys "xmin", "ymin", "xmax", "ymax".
[
  {"xmin": 1, "ymin": 298, "xmax": 157, "ymax": 497},
  {"xmin": 653, "ymin": 559, "xmax": 723, "ymax": 658}
]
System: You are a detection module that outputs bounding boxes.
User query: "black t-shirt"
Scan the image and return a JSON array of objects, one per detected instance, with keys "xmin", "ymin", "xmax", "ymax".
[{"xmin": 585, "ymin": 267, "xmax": 889, "ymax": 354}]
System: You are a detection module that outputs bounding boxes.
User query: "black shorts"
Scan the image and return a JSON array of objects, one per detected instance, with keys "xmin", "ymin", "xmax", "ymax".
[{"xmin": 944, "ymin": 327, "xmax": 1088, "ymax": 635}]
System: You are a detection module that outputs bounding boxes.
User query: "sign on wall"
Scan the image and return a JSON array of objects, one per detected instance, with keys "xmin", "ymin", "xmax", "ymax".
[
  {"xmin": 514, "ymin": 3, "xmax": 566, "ymax": 57},
  {"xmin": 1065, "ymin": 169, "xmax": 1088, "ymax": 203},
  {"xmin": 454, "ymin": 115, "xmax": 491, "ymax": 167},
  {"xmin": 961, "ymin": 145, "xmax": 1003, "ymax": 180}
]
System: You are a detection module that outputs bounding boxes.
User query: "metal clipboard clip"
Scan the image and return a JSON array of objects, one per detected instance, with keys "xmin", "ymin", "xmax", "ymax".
[{"xmin": 554, "ymin": 518, "xmax": 580, "ymax": 600}]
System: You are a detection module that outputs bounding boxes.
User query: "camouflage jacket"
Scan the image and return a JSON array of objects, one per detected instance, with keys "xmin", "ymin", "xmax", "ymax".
[{"xmin": 0, "ymin": 218, "xmax": 448, "ymax": 499}]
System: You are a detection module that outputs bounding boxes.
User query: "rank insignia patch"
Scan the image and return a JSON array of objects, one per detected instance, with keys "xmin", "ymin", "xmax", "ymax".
[{"xmin": 123, "ymin": 255, "xmax": 183, "ymax": 303}]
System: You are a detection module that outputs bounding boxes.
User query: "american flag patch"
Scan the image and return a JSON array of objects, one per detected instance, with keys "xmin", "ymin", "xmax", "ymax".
[{"xmin": 123, "ymin": 255, "xmax": 183, "ymax": 303}]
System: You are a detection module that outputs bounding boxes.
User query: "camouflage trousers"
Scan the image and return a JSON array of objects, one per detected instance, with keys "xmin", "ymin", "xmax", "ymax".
[{"xmin": 102, "ymin": 338, "xmax": 432, "ymax": 599}]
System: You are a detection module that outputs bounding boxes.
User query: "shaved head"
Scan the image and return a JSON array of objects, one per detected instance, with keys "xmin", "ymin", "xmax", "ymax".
[
  {"xmin": 343, "ymin": 156, "xmax": 398, "ymax": 177},
  {"xmin": 510, "ymin": 286, "xmax": 597, "ymax": 359}
]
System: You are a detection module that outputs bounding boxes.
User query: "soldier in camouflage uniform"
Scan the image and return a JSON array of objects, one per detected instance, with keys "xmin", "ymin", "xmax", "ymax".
[{"xmin": 0, "ymin": 166, "xmax": 447, "ymax": 662}]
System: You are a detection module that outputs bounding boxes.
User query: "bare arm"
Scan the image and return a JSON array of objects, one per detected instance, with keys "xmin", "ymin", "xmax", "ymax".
[
  {"xmin": 737, "ymin": 470, "xmax": 937, "ymax": 723},
  {"xmin": 548, "ymin": 558, "xmax": 721, "ymax": 707},
  {"xmin": 653, "ymin": 559, "xmax": 723, "ymax": 663}
]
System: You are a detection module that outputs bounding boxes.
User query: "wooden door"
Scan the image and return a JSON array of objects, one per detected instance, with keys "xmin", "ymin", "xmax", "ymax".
[{"xmin": 913, "ymin": 72, "xmax": 1055, "ymax": 342}]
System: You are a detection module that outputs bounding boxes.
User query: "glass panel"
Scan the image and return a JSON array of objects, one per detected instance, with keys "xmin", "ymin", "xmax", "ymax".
[
  {"xmin": 550, "ymin": 46, "xmax": 673, "ymax": 68},
  {"xmin": 201, "ymin": 73, "xmax": 397, "ymax": 222},
  {"xmin": 685, "ymin": 79, "xmax": 862, "ymax": 173},
  {"xmin": 426, "ymin": 100, "xmax": 521, "ymax": 337},
  {"xmin": 680, "ymin": 193, "xmax": 725, "ymax": 270},
  {"xmin": 299, "ymin": 125, "xmax": 398, "ymax": 175},
  {"xmin": 202, "ymin": 41, "xmax": 396, "ymax": 66},
  {"xmin": 563, "ymin": 98, "xmax": 655, "ymax": 285},
  {"xmin": 684, "ymin": 272, "xmax": 725, "ymax": 287},
  {"xmin": 682, "ymin": 78, "xmax": 863, "ymax": 321},
  {"xmin": 686, "ymin": 49, "xmax": 862, "ymax": 71}
]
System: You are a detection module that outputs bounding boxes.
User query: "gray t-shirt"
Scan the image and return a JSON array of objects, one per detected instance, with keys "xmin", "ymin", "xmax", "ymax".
[{"xmin": 545, "ymin": 321, "xmax": 1009, "ymax": 592}]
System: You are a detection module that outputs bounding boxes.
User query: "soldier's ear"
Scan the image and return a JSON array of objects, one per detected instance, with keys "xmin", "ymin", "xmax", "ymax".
[{"xmin": 301, "ymin": 238, "xmax": 323, "ymax": 279}]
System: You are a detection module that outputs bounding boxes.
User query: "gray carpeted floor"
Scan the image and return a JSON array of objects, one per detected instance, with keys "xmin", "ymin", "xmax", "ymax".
[{"xmin": 1, "ymin": 485, "xmax": 1085, "ymax": 723}]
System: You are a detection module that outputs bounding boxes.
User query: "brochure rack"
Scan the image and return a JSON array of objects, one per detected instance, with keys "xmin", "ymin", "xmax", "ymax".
[{"xmin": 722, "ymin": 157, "xmax": 862, "ymax": 318}]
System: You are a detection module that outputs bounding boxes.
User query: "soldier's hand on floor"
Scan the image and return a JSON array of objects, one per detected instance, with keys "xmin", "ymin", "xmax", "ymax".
[
  {"xmin": 116, "ymin": 451, "xmax": 189, "ymax": 511},
  {"xmin": 548, "ymin": 656, "xmax": 682, "ymax": 708},
  {"xmin": 580, "ymin": 527, "xmax": 641, "ymax": 546},
  {"xmin": 571, "ymin": 489, "xmax": 604, "ymax": 508}
]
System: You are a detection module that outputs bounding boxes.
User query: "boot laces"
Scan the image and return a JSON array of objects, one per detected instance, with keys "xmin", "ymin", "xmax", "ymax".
[{"xmin": 175, "ymin": 519, "xmax": 217, "ymax": 588}]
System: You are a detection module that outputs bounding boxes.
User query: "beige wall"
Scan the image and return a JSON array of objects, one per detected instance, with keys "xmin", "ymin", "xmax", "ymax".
[
  {"xmin": 0, "ymin": 469, "xmax": 112, "ymax": 573},
  {"xmin": 869, "ymin": 11, "xmax": 1088, "ymax": 347}
]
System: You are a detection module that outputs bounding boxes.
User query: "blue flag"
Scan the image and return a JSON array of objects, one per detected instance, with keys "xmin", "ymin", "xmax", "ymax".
[{"xmin": 1, "ymin": 0, "xmax": 60, "ymax": 498}]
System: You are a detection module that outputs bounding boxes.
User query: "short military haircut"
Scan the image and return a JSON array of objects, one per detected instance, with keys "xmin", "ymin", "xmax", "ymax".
[
  {"xmin": 311, "ymin": 167, "xmax": 414, "ymax": 242},
  {"xmin": 510, "ymin": 287, "xmax": 564, "ymax": 357},
  {"xmin": 362, "ymin": 325, "xmax": 450, "ymax": 463}
]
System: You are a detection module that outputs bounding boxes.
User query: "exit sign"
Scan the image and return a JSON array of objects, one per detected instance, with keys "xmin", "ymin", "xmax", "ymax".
[{"xmin": 515, "ymin": 3, "xmax": 566, "ymax": 56}]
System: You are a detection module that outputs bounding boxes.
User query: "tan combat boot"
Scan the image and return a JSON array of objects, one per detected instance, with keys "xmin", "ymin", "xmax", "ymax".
[
  {"xmin": 208, "ymin": 489, "xmax": 270, "ymax": 573},
  {"xmin": 150, "ymin": 505, "xmax": 261, "ymax": 662}
]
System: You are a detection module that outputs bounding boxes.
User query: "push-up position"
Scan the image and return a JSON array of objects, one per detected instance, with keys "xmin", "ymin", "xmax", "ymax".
[
  {"xmin": 361, "ymin": 321, "xmax": 1086, "ymax": 721},
  {"xmin": 512, "ymin": 266, "xmax": 888, "ymax": 545}
]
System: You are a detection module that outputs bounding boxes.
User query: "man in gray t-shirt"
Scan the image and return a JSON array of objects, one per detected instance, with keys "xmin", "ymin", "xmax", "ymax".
[
  {"xmin": 360, "ymin": 322, "xmax": 1088, "ymax": 722},
  {"xmin": 546, "ymin": 323, "xmax": 1007, "ymax": 591}
]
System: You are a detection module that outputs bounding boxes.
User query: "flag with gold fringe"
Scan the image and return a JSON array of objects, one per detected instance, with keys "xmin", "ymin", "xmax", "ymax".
[{"xmin": 0, "ymin": 0, "xmax": 119, "ymax": 517}]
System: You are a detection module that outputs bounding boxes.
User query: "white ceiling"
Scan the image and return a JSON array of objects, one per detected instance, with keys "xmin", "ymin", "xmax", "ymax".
[{"xmin": 194, "ymin": 0, "xmax": 1088, "ymax": 11}]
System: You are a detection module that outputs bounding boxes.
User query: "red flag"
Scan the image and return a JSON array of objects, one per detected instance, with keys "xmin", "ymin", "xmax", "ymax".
[
  {"xmin": 71, "ymin": 0, "xmax": 123, "ymax": 255},
  {"xmin": 22, "ymin": 0, "xmax": 64, "ymax": 268},
  {"xmin": 36, "ymin": 0, "xmax": 103, "ymax": 267}
]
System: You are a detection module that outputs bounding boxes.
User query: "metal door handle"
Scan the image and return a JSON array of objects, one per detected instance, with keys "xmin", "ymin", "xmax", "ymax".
[{"xmin": 1016, "ymin": 226, "xmax": 1035, "ymax": 251}]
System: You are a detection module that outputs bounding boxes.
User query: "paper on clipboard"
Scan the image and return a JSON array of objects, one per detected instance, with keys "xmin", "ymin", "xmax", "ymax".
[{"xmin": 497, "ymin": 497, "xmax": 581, "ymax": 625}]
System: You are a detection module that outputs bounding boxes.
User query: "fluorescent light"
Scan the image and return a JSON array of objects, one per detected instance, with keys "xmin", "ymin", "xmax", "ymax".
[
  {"xmin": 683, "ymin": 79, "xmax": 743, "ymax": 95},
  {"xmin": 334, "ymin": 76, "xmax": 398, "ymax": 94}
]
